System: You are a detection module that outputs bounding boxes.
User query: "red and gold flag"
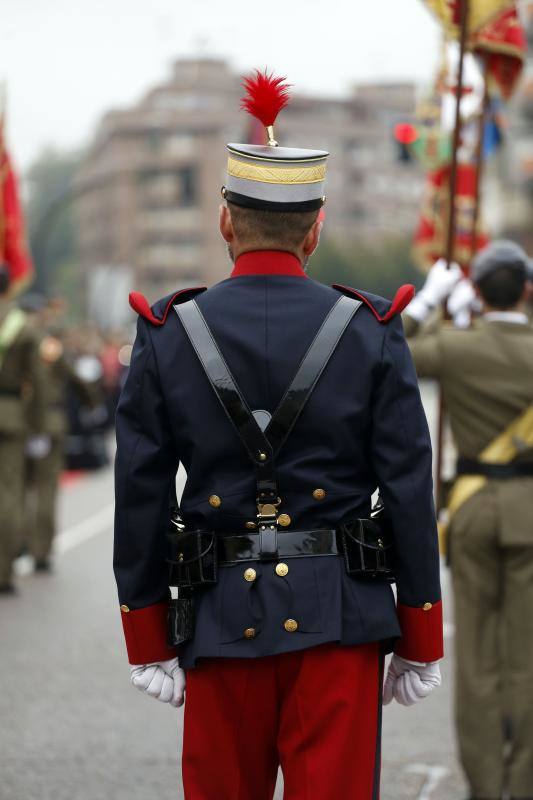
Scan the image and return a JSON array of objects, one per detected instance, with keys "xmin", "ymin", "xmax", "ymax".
[
  {"xmin": 412, "ymin": 163, "xmax": 489, "ymax": 272},
  {"xmin": 0, "ymin": 146, "xmax": 34, "ymax": 295},
  {"xmin": 471, "ymin": 6, "xmax": 527, "ymax": 98},
  {"xmin": 423, "ymin": 0, "xmax": 515, "ymax": 36}
]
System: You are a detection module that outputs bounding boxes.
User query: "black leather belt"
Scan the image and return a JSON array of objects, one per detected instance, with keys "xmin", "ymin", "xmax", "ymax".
[
  {"xmin": 457, "ymin": 457, "xmax": 533, "ymax": 479},
  {"xmin": 218, "ymin": 529, "xmax": 340, "ymax": 565}
]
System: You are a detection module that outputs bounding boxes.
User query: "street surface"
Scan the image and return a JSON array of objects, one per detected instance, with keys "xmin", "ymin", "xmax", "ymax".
[{"xmin": 0, "ymin": 384, "xmax": 468, "ymax": 800}]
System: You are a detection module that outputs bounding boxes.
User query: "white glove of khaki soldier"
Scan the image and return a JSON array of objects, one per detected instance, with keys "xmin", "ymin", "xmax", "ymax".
[
  {"xmin": 130, "ymin": 657, "xmax": 185, "ymax": 707},
  {"xmin": 447, "ymin": 278, "xmax": 480, "ymax": 329},
  {"xmin": 383, "ymin": 655, "xmax": 441, "ymax": 706},
  {"xmin": 407, "ymin": 258, "xmax": 463, "ymax": 322},
  {"xmin": 25, "ymin": 434, "xmax": 52, "ymax": 460}
]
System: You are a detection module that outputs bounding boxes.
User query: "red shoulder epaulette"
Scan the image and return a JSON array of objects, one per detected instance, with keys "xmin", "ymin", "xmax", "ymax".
[
  {"xmin": 129, "ymin": 287, "xmax": 207, "ymax": 326},
  {"xmin": 332, "ymin": 284, "xmax": 415, "ymax": 323}
]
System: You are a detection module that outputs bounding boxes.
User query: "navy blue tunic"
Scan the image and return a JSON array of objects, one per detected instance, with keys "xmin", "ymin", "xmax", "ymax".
[{"xmin": 114, "ymin": 251, "xmax": 443, "ymax": 667}]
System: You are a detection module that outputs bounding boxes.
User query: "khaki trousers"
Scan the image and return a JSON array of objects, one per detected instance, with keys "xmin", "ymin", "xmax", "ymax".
[
  {"xmin": 0, "ymin": 436, "xmax": 25, "ymax": 585},
  {"xmin": 25, "ymin": 437, "xmax": 64, "ymax": 563},
  {"xmin": 450, "ymin": 485, "xmax": 533, "ymax": 799}
]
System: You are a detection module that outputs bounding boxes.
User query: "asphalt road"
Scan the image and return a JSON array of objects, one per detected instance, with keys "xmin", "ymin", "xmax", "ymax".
[{"xmin": 0, "ymin": 385, "xmax": 468, "ymax": 800}]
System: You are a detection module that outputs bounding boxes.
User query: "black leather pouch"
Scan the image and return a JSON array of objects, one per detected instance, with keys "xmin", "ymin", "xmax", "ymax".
[
  {"xmin": 338, "ymin": 513, "xmax": 395, "ymax": 582},
  {"xmin": 167, "ymin": 528, "xmax": 218, "ymax": 589},
  {"xmin": 167, "ymin": 594, "xmax": 195, "ymax": 646}
]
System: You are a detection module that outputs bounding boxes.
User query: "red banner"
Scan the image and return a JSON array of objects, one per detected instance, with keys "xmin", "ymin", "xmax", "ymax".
[
  {"xmin": 412, "ymin": 163, "xmax": 489, "ymax": 272},
  {"xmin": 1, "ymin": 148, "xmax": 34, "ymax": 293}
]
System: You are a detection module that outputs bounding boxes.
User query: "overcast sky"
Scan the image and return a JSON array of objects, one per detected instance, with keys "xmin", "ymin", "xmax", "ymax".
[{"xmin": 2, "ymin": 0, "xmax": 441, "ymax": 171}]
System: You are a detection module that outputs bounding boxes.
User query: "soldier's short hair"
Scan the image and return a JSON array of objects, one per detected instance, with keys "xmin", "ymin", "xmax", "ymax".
[
  {"xmin": 477, "ymin": 267, "xmax": 527, "ymax": 310},
  {"xmin": 228, "ymin": 203, "xmax": 319, "ymax": 250}
]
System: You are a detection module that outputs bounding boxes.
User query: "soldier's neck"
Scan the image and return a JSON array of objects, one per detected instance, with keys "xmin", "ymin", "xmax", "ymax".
[{"xmin": 230, "ymin": 242, "xmax": 304, "ymax": 264}]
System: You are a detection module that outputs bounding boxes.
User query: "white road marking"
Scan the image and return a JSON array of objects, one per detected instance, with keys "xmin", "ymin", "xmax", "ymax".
[
  {"xmin": 13, "ymin": 503, "xmax": 114, "ymax": 576},
  {"xmin": 54, "ymin": 503, "xmax": 115, "ymax": 554},
  {"xmin": 405, "ymin": 764, "xmax": 449, "ymax": 800}
]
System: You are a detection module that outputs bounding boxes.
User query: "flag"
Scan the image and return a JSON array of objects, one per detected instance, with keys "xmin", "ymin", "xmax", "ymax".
[
  {"xmin": 471, "ymin": 5, "xmax": 527, "ymax": 98},
  {"xmin": 423, "ymin": 0, "xmax": 515, "ymax": 37},
  {"xmin": 412, "ymin": 163, "xmax": 489, "ymax": 271},
  {"xmin": 0, "ymin": 146, "xmax": 34, "ymax": 294}
]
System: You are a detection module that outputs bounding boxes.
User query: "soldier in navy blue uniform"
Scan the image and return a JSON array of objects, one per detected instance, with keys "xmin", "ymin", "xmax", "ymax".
[{"xmin": 114, "ymin": 72, "xmax": 443, "ymax": 800}]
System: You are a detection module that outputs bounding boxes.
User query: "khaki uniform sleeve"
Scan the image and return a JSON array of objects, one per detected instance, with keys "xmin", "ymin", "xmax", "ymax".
[
  {"xmin": 25, "ymin": 333, "xmax": 47, "ymax": 433},
  {"xmin": 402, "ymin": 312, "xmax": 443, "ymax": 379}
]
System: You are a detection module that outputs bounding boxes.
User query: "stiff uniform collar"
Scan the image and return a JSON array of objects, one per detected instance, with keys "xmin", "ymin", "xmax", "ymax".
[
  {"xmin": 231, "ymin": 250, "xmax": 307, "ymax": 278},
  {"xmin": 483, "ymin": 311, "xmax": 529, "ymax": 325}
]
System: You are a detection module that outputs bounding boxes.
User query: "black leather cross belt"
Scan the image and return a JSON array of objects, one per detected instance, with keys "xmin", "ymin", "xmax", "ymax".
[
  {"xmin": 218, "ymin": 529, "xmax": 340, "ymax": 565},
  {"xmin": 456, "ymin": 457, "xmax": 533, "ymax": 480}
]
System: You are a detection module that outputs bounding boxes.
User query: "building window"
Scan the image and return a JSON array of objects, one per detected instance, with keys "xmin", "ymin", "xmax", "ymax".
[
  {"xmin": 137, "ymin": 167, "xmax": 198, "ymax": 209},
  {"xmin": 179, "ymin": 166, "xmax": 197, "ymax": 207}
]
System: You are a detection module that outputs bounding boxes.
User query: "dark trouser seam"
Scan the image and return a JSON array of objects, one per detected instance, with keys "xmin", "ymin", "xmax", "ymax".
[
  {"xmin": 373, "ymin": 647, "xmax": 385, "ymax": 800},
  {"xmin": 235, "ymin": 663, "xmax": 252, "ymax": 800},
  {"xmin": 293, "ymin": 668, "xmax": 311, "ymax": 800}
]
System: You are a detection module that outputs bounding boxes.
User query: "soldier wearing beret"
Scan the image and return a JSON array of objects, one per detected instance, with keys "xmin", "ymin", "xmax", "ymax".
[
  {"xmin": 114, "ymin": 71, "xmax": 443, "ymax": 799},
  {"xmin": 404, "ymin": 241, "xmax": 533, "ymax": 800}
]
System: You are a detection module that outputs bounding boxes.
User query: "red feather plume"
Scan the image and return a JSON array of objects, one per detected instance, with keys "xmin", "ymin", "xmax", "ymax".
[{"xmin": 240, "ymin": 70, "xmax": 291, "ymax": 127}]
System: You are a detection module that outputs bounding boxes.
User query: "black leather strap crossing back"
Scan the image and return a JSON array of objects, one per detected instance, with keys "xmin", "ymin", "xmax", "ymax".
[
  {"xmin": 174, "ymin": 295, "xmax": 362, "ymax": 499},
  {"xmin": 265, "ymin": 295, "xmax": 362, "ymax": 455},
  {"xmin": 174, "ymin": 299, "xmax": 276, "ymax": 500}
]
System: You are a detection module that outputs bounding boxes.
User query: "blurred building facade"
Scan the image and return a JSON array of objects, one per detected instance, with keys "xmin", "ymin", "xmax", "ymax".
[{"xmin": 74, "ymin": 58, "xmax": 421, "ymax": 299}]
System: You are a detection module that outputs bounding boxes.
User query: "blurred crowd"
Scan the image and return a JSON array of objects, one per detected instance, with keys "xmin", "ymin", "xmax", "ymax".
[{"xmin": 0, "ymin": 267, "xmax": 132, "ymax": 594}]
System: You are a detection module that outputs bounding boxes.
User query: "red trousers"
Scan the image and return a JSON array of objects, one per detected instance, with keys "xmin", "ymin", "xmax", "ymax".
[{"xmin": 182, "ymin": 642, "xmax": 383, "ymax": 800}]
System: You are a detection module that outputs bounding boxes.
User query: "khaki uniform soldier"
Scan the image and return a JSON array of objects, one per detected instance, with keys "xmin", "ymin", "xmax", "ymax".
[
  {"xmin": 404, "ymin": 242, "xmax": 533, "ymax": 800},
  {"xmin": 0, "ymin": 267, "xmax": 45, "ymax": 594},
  {"xmin": 22, "ymin": 310, "xmax": 96, "ymax": 571}
]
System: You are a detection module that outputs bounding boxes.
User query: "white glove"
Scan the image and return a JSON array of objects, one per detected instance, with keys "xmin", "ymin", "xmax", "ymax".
[
  {"xmin": 25, "ymin": 435, "xmax": 52, "ymax": 459},
  {"xmin": 447, "ymin": 278, "xmax": 480, "ymax": 329},
  {"xmin": 130, "ymin": 657, "xmax": 185, "ymax": 708},
  {"xmin": 407, "ymin": 258, "xmax": 463, "ymax": 322},
  {"xmin": 383, "ymin": 655, "xmax": 441, "ymax": 706}
]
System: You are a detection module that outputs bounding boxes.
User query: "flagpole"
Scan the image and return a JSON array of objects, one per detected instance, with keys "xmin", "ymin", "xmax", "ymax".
[{"xmin": 435, "ymin": 0, "xmax": 470, "ymax": 509}]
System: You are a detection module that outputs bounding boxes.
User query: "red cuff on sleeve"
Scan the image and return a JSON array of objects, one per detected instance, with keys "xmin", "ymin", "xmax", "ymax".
[
  {"xmin": 120, "ymin": 600, "xmax": 177, "ymax": 664},
  {"xmin": 394, "ymin": 600, "xmax": 444, "ymax": 662}
]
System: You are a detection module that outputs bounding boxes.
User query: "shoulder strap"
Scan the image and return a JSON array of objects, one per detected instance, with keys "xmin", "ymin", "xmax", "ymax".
[
  {"xmin": 266, "ymin": 295, "xmax": 362, "ymax": 454},
  {"xmin": 175, "ymin": 295, "xmax": 361, "ymax": 559},
  {"xmin": 174, "ymin": 300, "xmax": 278, "ymax": 507},
  {"xmin": 175, "ymin": 295, "xmax": 362, "ymax": 461},
  {"xmin": 0, "ymin": 308, "xmax": 27, "ymax": 370}
]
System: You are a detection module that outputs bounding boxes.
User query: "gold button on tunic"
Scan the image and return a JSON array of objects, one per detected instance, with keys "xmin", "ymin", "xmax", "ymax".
[
  {"xmin": 313, "ymin": 488, "xmax": 326, "ymax": 500},
  {"xmin": 275, "ymin": 563, "xmax": 289, "ymax": 577},
  {"xmin": 244, "ymin": 627, "xmax": 256, "ymax": 639},
  {"xmin": 209, "ymin": 495, "xmax": 221, "ymax": 508},
  {"xmin": 244, "ymin": 568, "xmax": 257, "ymax": 582},
  {"xmin": 284, "ymin": 618, "xmax": 298, "ymax": 633},
  {"xmin": 278, "ymin": 513, "xmax": 291, "ymax": 527}
]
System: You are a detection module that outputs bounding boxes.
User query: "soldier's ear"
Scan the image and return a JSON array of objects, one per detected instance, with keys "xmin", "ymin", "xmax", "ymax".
[
  {"xmin": 302, "ymin": 220, "xmax": 322, "ymax": 258},
  {"xmin": 219, "ymin": 204, "xmax": 235, "ymax": 244}
]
